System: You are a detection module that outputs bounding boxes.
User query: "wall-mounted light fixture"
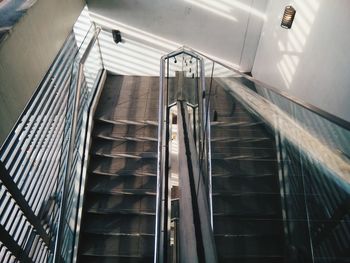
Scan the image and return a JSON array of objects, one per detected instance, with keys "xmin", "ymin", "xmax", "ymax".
[
  {"xmin": 112, "ymin": 30, "xmax": 122, "ymax": 44},
  {"xmin": 281, "ymin": 6, "xmax": 296, "ymax": 29}
]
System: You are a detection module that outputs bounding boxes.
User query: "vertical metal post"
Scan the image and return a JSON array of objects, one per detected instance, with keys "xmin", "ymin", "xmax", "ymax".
[{"xmin": 154, "ymin": 56, "xmax": 166, "ymax": 263}]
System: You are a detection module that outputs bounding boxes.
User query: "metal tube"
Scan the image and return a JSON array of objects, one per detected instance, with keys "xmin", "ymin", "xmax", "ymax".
[{"xmin": 154, "ymin": 55, "xmax": 166, "ymax": 263}]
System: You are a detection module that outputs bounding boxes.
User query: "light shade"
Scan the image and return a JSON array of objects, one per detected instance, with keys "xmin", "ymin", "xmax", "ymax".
[{"xmin": 281, "ymin": 6, "xmax": 296, "ymax": 29}]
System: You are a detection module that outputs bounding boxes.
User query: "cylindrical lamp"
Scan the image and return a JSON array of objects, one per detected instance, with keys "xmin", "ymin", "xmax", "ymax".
[{"xmin": 281, "ymin": 6, "xmax": 296, "ymax": 29}]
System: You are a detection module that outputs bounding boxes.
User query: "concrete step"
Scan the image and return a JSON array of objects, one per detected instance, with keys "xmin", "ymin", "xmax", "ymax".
[
  {"xmin": 211, "ymin": 158, "xmax": 278, "ymax": 175},
  {"xmin": 83, "ymin": 213, "xmax": 155, "ymax": 235},
  {"xmin": 79, "ymin": 233, "xmax": 154, "ymax": 257},
  {"xmin": 213, "ymin": 216, "xmax": 284, "ymax": 236},
  {"xmin": 92, "ymin": 140, "xmax": 157, "ymax": 155},
  {"xmin": 214, "ymin": 234, "xmax": 284, "ymax": 258},
  {"xmin": 90, "ymin": 156, "xmax": 157, "ymax": 175},
  {"xmin": 212, "ymin": 174, "xmax": 279, "ymax": 193},
  {"xmin": 87, "ymin": 175, "xmax": 157, "ymax": 196},
  {"xmin": 212, "ymin": 193, "xmax": 282, "ymax": 218},
  {"xmin": 79, "ymin": 255, "xmax": 153, "ymax": 263}
]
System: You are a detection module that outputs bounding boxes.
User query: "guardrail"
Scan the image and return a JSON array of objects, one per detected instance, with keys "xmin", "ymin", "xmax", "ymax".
[
  {"xmin": 154, "ymin": 48, "xmax": 215, "ymax": 263},
  {"xmin": 0, "ymin": 24, "xmax": 104, "ymax": 262},
  {"xmin": 53, "ymin": 26, "xmax": 101, "ymax": 263},
  {"xmin": 0, "ymin": 32, "xmax": 79, "ymax": 262}
]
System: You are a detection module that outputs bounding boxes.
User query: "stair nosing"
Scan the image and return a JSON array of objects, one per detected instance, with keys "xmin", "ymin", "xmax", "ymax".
[
  {"xmin": 94, "ymin": 133, "xmax": 158, "ymax": 142},
  {"xmin": 88, "ymin": 188, "xmax": 156, "ymax": 196},
  {"xmin": 86, "ymin": 208, "xmax": 156, "ymax": 216},
  {"xmin": 83, "ymin": 230, "xmax": 155, "ymax": 237},
  {"xmin": 80, "ymin": 252, "xmax": 153, "ymax": 258},
  {"xmin": 95, "ymin": 117, "xmax": 158, "ymax": 126},
  {"xmin": 91, "ymin": 170, "xmax": 157, "ymax": 177},
  {"xmin": 93, "ymin": 152, "xmax": 157, "ymax": 159}
]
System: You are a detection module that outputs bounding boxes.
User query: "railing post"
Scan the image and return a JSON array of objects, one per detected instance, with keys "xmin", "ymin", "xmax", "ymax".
[{"xmin": 154, "ymin": 56, "xmax": 166, "ymax": 263}]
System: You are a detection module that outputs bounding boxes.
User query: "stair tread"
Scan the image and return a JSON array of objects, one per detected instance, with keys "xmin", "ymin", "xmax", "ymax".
[
  {"xmin": 213, "ymin": 215, "xmax": 284, "ymax": 235},
  {"xmin": 93, "ymin": 151, "xmax": 157, "ymax": 159},
  {"xmin": 83, "ymin": 213, "xmax": 155, "ymax": 234},
  {"xmin": 94, "ymin": 123, "xmax": 157, "ymax": 140},
  {"xmin": 212, "ymin": 191, "xmax": 281, "ymax": 196},
  {"xmin": 216, "ymin": 255, "xmax": 284, "ymax": 263},
  {"xmin": 79, "ymin": 233, "xmax": 154, "ymax": 256},
  {"xmin": 84, "ymin": 231, "xmax": 155, "ymax": 237},
  {"xmin": 95, "ymin": 117, "xmax": 158, "ymax": 126},
  {"xmin": 212, "ymin": 176, "xmax": 279, "ymax": 193},
  {"xmin": 78, "ymin": 255, "xmax": 153, "ymax": 263},
  {"xmin": 92, "ymin": 169, "xmax": 157, "ymax": 177},
  {"xmin": 212, "ymin": 193, "xmax": 283, "ymax": 217},
  {"xmin": 93, "ymin": 139, "xmax": 157, "ymax": 152},
  {"xmin": 90, "ymin": 157, "xmax": 157, "ymax": 175},
  {"xmin": 95, "ymin": 133, "xmax": 158, "ymax": 142},
  {"xmin": 87, "ymin": 208, "xmax": 156, "ymax": 215},
  {"xmin": 214, "ymin": 234, "xmax": 284, "ymax": 256},
  {"xmin": 80, "ymin": 253, "xmax": 153, "ymax": 257},
  {"xmin": 212, "ymin": 172, "xmax": 275, "ymax": 177},
  {"xmin": 88, "ymin": 188, "xmax": 156, "ymax": 195},
  {"xmin": 85, "ymin": 191, "xmax": 156, "ymax": 213},
  {"xmin": 87, "ymin": 174, "xmax": 156, "ymax": 192}
]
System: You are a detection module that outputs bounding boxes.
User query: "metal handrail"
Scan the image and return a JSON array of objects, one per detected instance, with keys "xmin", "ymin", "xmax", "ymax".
[
  {"xmin": 53, "ymin": 27, "xmax": 101, "ymax": 263},
  {"xmin": 70, "ymin": 69, "xmax": 107, "ymax": 263}
]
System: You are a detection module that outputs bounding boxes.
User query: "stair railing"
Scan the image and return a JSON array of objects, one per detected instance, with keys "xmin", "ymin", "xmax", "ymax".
[
  {"xmin": 52, "ymin": 26, "xmax": 104, "ymax": 263},
  {"xmin": 177, "ymin": 100, "xmax": 217, "ymax": 263},
  {"xmin": 181, "ymin": 46, "xmax": 350, "ymax": 262},
  {"xmin": 155, "ymin": 48, "xmax": 215, "ymax": 263},
  {"xmin": 0, "ymin": 31, "xmax": 85, "ymax": 262}
]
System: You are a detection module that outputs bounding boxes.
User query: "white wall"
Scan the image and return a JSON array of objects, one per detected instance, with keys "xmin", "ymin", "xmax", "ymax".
[
  {"xmin": 252, "ymin": 0, "xmax": 350, "ymax": 122},
  {"xmin": 0, "ymin": 0, "xmax": 84, "ymax": 144},
  {"xmin": 86, "ymin": 0, "xmax": 268, "ymax": 75}
]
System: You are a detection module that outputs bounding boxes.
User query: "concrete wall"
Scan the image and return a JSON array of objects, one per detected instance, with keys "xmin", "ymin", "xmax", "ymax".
[
  {"xmin": 86, "ymin": 0, "xmax": 268, "ymax": 75},
  {"xmin": 252, "ymin": 0, "xmax": 350, "ymax": 122},
  {"xmin": 0, "ymin": 0, "xmax": 85, "ymax": 144}
]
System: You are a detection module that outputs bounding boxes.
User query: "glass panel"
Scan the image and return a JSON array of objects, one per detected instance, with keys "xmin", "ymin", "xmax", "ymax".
[{"xmin": 204, "ymin": 57, "xmax": 350, "ymax": 263}]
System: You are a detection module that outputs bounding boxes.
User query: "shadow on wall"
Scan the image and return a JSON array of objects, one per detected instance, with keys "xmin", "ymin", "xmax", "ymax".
[
  {"xmin": 88, "ymin": 11, "xmax": 179, "ymax": 76},
  {"xmin": 83, "ymin": 0, "xmax": 270, "ymax": 76},
  {"xmin": 262, "ymin": 0, "xmax": 350, "ymax": 122},
  {"xmin": 184, "ymin": 0, "xmax": 267, "ymax": 22},
  {"xmin": 275, "ymin": 0, "xmax": 320, "ymax": 89},
  {"xmin": 87, "ymin": 10, "xmax": 242, "ymax": 76}
]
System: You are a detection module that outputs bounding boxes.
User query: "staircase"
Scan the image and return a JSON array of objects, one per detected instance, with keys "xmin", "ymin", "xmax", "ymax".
[
  {"xmin": 209, "ymin": 80, "xmax": 286, "ymax": 263},
  {"xmin": 77, "ymin": 74, "xmax": 159, "ymax": 263}
]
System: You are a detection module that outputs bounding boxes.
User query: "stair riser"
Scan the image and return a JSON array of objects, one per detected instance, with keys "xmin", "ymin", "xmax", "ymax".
[{"xmin": 85, "ymin": 194, "xmax": 156, "ymax": 213}]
